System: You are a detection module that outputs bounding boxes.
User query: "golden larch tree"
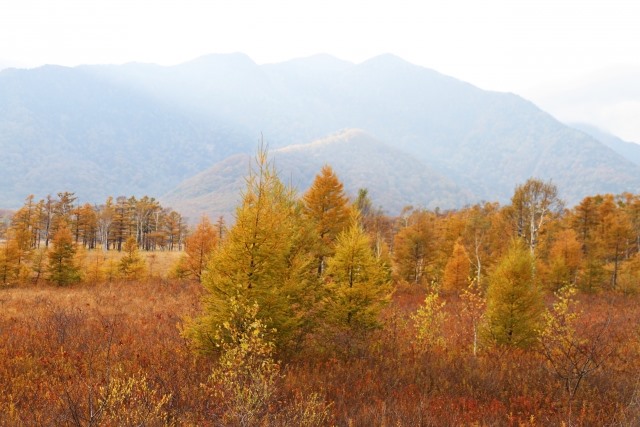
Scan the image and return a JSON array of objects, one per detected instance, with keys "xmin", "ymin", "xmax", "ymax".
[
  {"xmin": 302, "ymin": 165, "xmax": 352, "ymax": 276},
  {"xmin": 322, "ymin": 214, "xmax": 392, "ymax": 351},
  {"xmin": 183, "ymin": 216, "xmax": 218, "ymax": 282},
  {"xmin": 185, "ymin": 148, "xmax": 318, "ymax": 353},
  {"xmin": 47, "ymin": 222, "xmax": 81, "ymax": 286},
  {"xmin": 393, "ymin": 209, "xmax": 435, "ymax": 285},
  {"xmin": 442, "ymin": 237, "xmax": 471, "ymax": 293},
  {"xmin": 118, "ymin": 236, "xmax": 146, "ymax": 280},
  {"xmin": 546, "ymin": 228, "xmax": 582, "ymax": 290},
  {"xmin": 483, "ymin": 239, "xmax": 543, "ymax": 348}
]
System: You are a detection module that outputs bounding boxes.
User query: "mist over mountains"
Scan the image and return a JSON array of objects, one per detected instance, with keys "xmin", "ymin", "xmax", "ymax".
[
  {"xmin": 1, "ymin": 53, "xmax": 639, "ymax": 218},
  {"xmin": 163, "ymin": 129, "xmax": 474, "ymax": 220},
  {"xmin": 571, "ymin": 123, "xmax": 640, "ymax": 168}
]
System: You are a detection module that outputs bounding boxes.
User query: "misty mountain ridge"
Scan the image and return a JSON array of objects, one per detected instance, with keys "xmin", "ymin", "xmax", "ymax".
[
  {"xmin": 570, "ymin": 122, "xmax": 640, "ymax": 167},
  {"xmin": 163, "ymin": 129, "xmax": 473, "ymax": 220},
  {"xmin": 1, "ymin": 53, "xmax": 640, "ymax": 216}
]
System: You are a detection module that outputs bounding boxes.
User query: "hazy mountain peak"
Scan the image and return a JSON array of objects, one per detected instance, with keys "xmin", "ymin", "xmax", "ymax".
[
  {"xmin": 261, "ymin": 54, "xmax": 353, "ymax": 82},
  {"xmin": 269, "ymin": 53, "xmax": 353, "ymax": 68},
  {"xmin": 164, "ymin": 128, "xmax": 473, "ymax": 220},
  {"xmin": 178, "ymin": 52, "xmax": 258, "ymax": 70},
  {"xmin": 360, "ymin": 53, "xmax": 409, "ymax": 65},
  {"xmin": 3, "ymin": 51, "xmax": 640, "ymax": 212}
]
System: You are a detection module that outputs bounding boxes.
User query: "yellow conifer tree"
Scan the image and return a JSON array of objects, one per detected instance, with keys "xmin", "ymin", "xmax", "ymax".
[
  {"xmin": 118, "ymin": 236, "xmax": 146, "ymax": 280},
  {"xmin": 323, "ymin": 214, "xmax": 392, "ymax": 351},
  {"xmin": 483, "ymin": 239, "xmax": 543, "ymax": 348},
  {"xmin": 442, "ymin": 237, "xmax": 471, "ymax": 293},
  {"xmin": 185, "ymin": 148, "xmax": 318, "ymax": 353},
  {"xmin": 302, "ymin": 165, "xmax": 352, "ymax": 276},
  {"xmin": 47, "ymin": 222, "xmax": 81, "ymax": 286}
]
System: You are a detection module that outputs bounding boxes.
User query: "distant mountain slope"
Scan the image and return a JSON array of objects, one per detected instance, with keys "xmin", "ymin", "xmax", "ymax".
[
  {"xmin": 570, "ymin": 122, "xmax": 640, "ymax": 167},
  {"xmin": 2, "ymin": 53, "xmax": 640, "ymax": 210},
  {"xmin": 163, "ymin": 129, "xmax": 473, "ymax": 220},
  {"xmin": 84, "ymin": 53, "xmax": 640, "ymax": 204},
  {"xmin": 0, "ymin": 64, "xmax": 255, "ymax": 206},
  {"xmin": 304, "ymin": 55, "xmax": 640, "ymax": 203}
]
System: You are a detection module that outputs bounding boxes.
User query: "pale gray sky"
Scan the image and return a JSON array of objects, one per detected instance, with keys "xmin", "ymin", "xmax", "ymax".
[{"xmin": 2, "ymin": 0, "xmax": 639, "ymax": 141}]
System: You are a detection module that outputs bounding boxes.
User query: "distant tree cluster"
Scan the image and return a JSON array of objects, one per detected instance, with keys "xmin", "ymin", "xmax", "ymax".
[
  {"xmin": 0, "ymin": 192, "xmax": 186, "ymax": 286},
  {"xmin": 389, "ymin": 185, "xmax": 640, "ymax": 296},
  {"xmin": 7, "ymin": 192, "xmax": 186, "ymax": 251},
  {"xmin": 386, "ymin": 179, "xmax": 640, "ymax": 353}
]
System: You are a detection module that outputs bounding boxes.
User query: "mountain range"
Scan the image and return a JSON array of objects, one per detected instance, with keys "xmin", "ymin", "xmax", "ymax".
[
  {"xmin": 163, "ymin": 129, "xmax": 474, "ymax": 220},
  {"xmin": 1, "ymin": 53, "xmax": 639, "ymax": 219}
]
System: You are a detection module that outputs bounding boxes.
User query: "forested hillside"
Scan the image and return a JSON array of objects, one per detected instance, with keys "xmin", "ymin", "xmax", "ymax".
[
  {"xmin": 571, "ymin": 122, "xmax": 640, "ymax": 167},
  {"xmin": 0, "ymin": 64, "xmax": 254, "ymax": 207},
  {"xmin": 3, "ymin": 53, "xmax": 640, "ymax": 212}
]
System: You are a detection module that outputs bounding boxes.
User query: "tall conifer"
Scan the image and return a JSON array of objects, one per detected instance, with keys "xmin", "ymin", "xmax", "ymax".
[
  {"xmin": 442, "ymin": 237, "xmax": 471, "ymax": 293},
  {"xmin": 302, "ymin": 165, "xmax": 351, "ymax": 276},
  {"xmin": 185, "ymin": 148, "xmax": 317, "ymax": 353},
  {"xmin": 483, "ymin": 239, "xmax": 543, "ymax": 348},
  {"xmin": 183, "ymin": 216, "xmax": 218, "ymax": 281},
  {"xmin": 47, "ymin": 222, "xmax": 81, "ymax": 286},
  {"xmin": 322, "ymin": 214, "xmax": 392, "ymax": 350}
]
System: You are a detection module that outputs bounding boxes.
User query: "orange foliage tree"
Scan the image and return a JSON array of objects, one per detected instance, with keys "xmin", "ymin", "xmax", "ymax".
[
  {"xmin": 302, "ymin": 165, "xmax": 352, "ymax": 276},
  {"xmin": 182, "ymin": 216, "xmax": 218, "ymax": 282},
  {"xmin": 442, "ymin": 237, "xmax": 471, "ymax": 293},
  {"xmin": 47, "ymin": 222, "xmax": 81, "ymax": 286}
]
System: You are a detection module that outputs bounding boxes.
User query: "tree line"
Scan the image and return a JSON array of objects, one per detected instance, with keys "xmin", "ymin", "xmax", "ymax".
[
  {"xmin": 3, "ymin": 192, "xmax": 187, "ymax": 251},
  {"xmin": 3, "ymin": 157, "xmax": 640, "ymax": 313},
  {"xmin": 182, "ymin": 149, "xmax": 640, "ymax": 356},
  {"xmin": 0, "ymin": 192, "xmax": 187, "ymax": 285}
]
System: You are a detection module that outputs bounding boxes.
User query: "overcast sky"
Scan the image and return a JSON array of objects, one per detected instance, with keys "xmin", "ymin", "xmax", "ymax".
[{"xmin": 2, "ymin": 0, "xmax": 639, "ymax": 141}]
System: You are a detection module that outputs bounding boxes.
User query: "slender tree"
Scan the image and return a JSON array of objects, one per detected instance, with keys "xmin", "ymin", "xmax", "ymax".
[
  {"xmin": 546, "ymin": 228, "xmax": 582, "ymax": 290},
  {"xmin": 322, "ymin": 214, "xmax": 392, "ymax": 350},
  {"xmin": 0, "ymin": 238, "xmax": 21, "ymax": 286},
  {"xmin": 183, "ymin": 216, "xmax": 218, "ymax": 282},
  {"xmin": 483, "ymin": 239, "xmax": 543, "ymax": 348},
  {"xmin": 442, "ymin": 237, "xmax": 471, "ymax": 293},
  {"xmin": 118, "ymin": 236, "xmax": 146, "ymax": 280},
  {"xmin": 393, "ymin": 209, "xmax": 435, "ymax": 285},
  {"xmin": 597, "ymin": 195, "xmax": 633, "ymax": 289},
  {"xmin": 302, "ymin": 165, "xmax": 352, "ymax": 276},
  {"xmin": 47, "ymin": 222, "xmax": 81, "ymax": 286}
]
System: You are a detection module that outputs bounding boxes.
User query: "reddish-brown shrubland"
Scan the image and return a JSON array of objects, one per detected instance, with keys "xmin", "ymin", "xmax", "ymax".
[
  {"xmin": 1, "ymin": 278, "xmax": 639, "ymax": 426},
  {"xmin": 4, "ymin": 185, "xmax": 640, "ymax": 425}
]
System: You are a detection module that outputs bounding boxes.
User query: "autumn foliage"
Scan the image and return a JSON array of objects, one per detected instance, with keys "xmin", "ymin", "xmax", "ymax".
[{"xmin": 4, "ymin": 169, "xmax": 640, "ymax": 424}]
